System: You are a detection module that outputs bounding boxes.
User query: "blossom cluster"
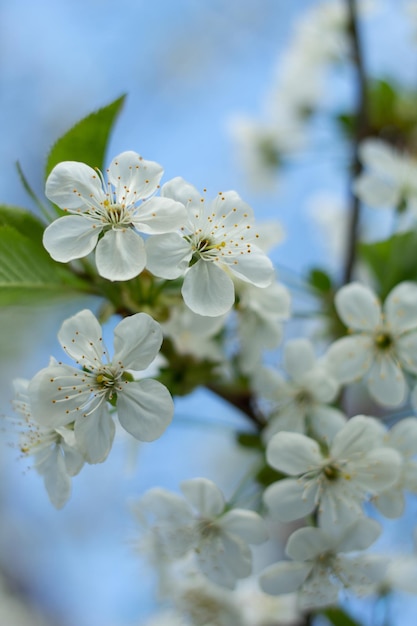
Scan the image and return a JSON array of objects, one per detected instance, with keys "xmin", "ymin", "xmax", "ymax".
[{"xmin": 8, "ymin": 140, "xmax": 417, "ymax": 623}]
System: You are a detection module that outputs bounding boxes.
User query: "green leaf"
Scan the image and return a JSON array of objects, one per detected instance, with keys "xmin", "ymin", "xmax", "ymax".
[
  {"xmin": 0, "ymin": 225, "xmax": 91, "ymax": 305},
  {"xmin": 319, "ymin": 607, "xmax": 362, "ymax": 626},
  {"xmin": 307, "ymin": 268, "xmax": 333, "ymax": 293},
  {"xmin": 359, "ymin": 231, "xmax": 417, "ymax": 299},
  {"xmin": 0, "ymin": 205, "xmax": 46, "ymax": 239},
  {"xmin": 45, "ymin": 95, "xmax": 126, "ymax": 180}
]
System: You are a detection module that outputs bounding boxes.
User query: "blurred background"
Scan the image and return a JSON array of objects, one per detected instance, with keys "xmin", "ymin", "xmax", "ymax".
[{"xmin": 1, "ymin": 1, "xmax": 417, "ymax": 625}]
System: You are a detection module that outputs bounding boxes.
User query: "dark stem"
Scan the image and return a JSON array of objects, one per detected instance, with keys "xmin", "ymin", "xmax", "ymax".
[{"xmin": 342, "ymin": 0, "xmax": 369, "ymax": 284}]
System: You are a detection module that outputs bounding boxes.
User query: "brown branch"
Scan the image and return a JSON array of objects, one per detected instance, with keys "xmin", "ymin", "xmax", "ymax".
[{"xmin": 342, "ymin": 0, "xmax": 370, "ymax": 284}]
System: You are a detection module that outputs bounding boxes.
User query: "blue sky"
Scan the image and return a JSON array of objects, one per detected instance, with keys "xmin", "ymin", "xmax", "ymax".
[{"xmin": 1, "ymin": 1, "xmax": 417, "ymax": 625}]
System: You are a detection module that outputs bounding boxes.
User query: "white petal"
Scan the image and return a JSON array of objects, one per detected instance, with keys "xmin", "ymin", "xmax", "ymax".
[
  {"xmin": 182, "ymin": 261, "xmax": 235, "ymax": 316},
  {"xmin": 35, "ymin": 444, "xmax": 71, "ymax": 509},
  {"xmin": 95, "ymin": 228, "xmax": 146, "ymax": 281},
  {"xmin": 353, "ymin": 174, "xmax": 399, "ymax": 208},
  {"xmin": 308, "ymin": 406, "xmax": 347, "ymax": 444},
  {"xmin": 29, "ymin": 364, "xmax": 91, "ymax": 427},
  {"xmin": 335, "ymin": 518, "xmax": 381, "ymax": 552},
  {"xmin": 74, "ymin": 403, "xmax": 115, "ymax": 464},
  {"xmin": 58, "ymin": 308, "xmax": 106, "ymax": 367},
  {"xmin": 353, "ymin": 447, "xmax": 402, "ymax": 493},
  {"xmin": 325, "ymin": 335, "xmax": 373, "ymax": 383},
  {"xmin": 359, "ymin": 139, "xmax": 397, "ymax": 173},
  {"xmin": 331, "ymin": 415, "xmax": 384, "ymax": 458},
  {"xmin": 132, "ymin": 196, "xmax": 186, "ymax": 234},
  {"xmin": 117, "ymin": 378, "xmax": 173, "ymax": 441},
  {"xmin": 43, "ymin": 215, "xmax": 100, "ymax": 262},
  {"xmin": 266, "ymin": 432, "xmax": 322, "ymax": 475},
  {"xmin": 396, "ymin": 331, "xmax": 417, "ymax": 374},
  {"xmin": 389, "ymin": 417, "xmax": 417, "ymax": 456},
  {"xmin": 45, "ymin": 161, "xmax": 105, "ymax": 210},
  {"xmin": 304, "ymin": 367, "xmax": 340, "ymax": 403},
  {"xmin": 196, "ymin": 533, "xmax": 250, "ymax": 588},
  {"xmin": 161, "ymin": 176, "xmax": 202, "ymax": 206},
  {"xmin": 108, "ymin": 151, "xmax": 163, "ymax": 201},
  {"xmin": 230, "ymin": 248, "xmax": 274, "ymax": 287},
  {"xmin": 61, "ymin": 441, "xmax": 84, "ymax": 476},
  {"xmin": 335, "ymin": 282, "xmax": 381, "ymax": 330},
  {"xmin": 180, "ymin": 477, "xmax": 225, "ymax": 518},
  {"xmin": 366, "ymin": 356, "xmax": 406, "ymax": 407},
  {"xmin": 286, "ymin": 527, "xmax": 331, "ymax": 561},
  {"xmin": 145, "ymin": 233, "xmax": 191, "ymax": 279},
  {"xmin": 219, "ymin": 509, "xmax": 268, "ymax": 544},
  {"xmin": 263, "ymin": 479, "xmax": 317, "ymax": 522},
  {"xmin": 260, "ymin": 561, "xmax": 312, "ymax": 595},
  {"xmin": 373, "ymin": 488, "xmax": 404, "ymax": 518},
  {"xmin": 113, "ymin": 312, "xmax": 162, "ymax": 370},
  {"xmin": 284, "ymin": 339, "xmax": 316, "ymax": 381},
  {"xmin": 384, "ymin": 281, "xmax": 417, "ymax": 333}
]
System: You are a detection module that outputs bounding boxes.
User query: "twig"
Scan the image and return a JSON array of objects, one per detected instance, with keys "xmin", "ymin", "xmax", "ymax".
[{"xmin": 342, "ymin": 0, "xmax": 370, "ymax": 284}]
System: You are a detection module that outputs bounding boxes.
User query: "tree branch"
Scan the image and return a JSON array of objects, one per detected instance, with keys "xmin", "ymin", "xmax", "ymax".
[{"xmin": 342, "ymin": 0, "xmax": 370, "ymax": 284}]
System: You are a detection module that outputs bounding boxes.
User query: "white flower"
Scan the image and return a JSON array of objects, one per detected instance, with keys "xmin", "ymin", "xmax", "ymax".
[
  {"xmin": 162, "ymin": 304, "xmax": 226, "ymax": 362},
  {"xmin": 254, "ymin": 339, "xmax": 345, "ymax": 442},
  {"xmin": 145, "ymin": 177, "xmax": 274, "ymax": 316},
  {"xmin": 235, "ymin": 578, "xmax": 300, "ymax": 626},
  {"xmin": 11, "ymin": 377, "xmax": 84, "ymax": 508},
  {"xmin": 259, "ymin": 518, "xmax": 382, "ymax": 609},
  {"xmin": 325, "ymin": 281, "xmax": 417, "ymax": 407},
  {"xmin": 235, "ymin": 280, "xmax": 291, "ymax": 374},
  {"xmin": 43, "ymin": 151, "xmax": 186, "ymax": 281},
  {"xmin": 372, "ymin": 417, "xmax": 417, "ymax": 518},
  {"xmin": 28, "ymin": 309, "xmax": 174, "ymax": 464},
  {"xmin": 135, "ymin": 477, "xmax": 268, "ymax": 589},
  {"xmin": 354, "ymin": 139, "xmax": 417, "ymax": 212},
  {"xmin": 264, "ymin": 415, "xmax": 401, "ymax": 531}
]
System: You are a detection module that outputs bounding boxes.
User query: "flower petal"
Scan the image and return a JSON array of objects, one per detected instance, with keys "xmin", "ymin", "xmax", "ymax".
[
  {"xmin": 95, "ymin": 228, "xmax": 146, "ymax": 281},
  {"xmin": 266, "ymin": 432, "xmax": 322, "ymax": 475},
  {"xmin": 182, "ymin": 261, "xmax": 235, "ymax": 316},
  {"xmin": 58, "ymin": 309, "xmax": 106, "ymax": 367},
  {"xmin": 180, "ymin": 477, "xmax": 225, "ymax": 517},
  {"xmin": 260, "ymin": 561, "xmax": 313, "ymax": 595},
  {"xmin": 113, "ymin": 312, "xmax": 162, "ymax": 370},
  {"xmin": 145, "ymin": 233, "xmax": 191, "ymax": 279},
  {"xmin": 43, "ymin": 215, "xmax": 100, "ymax": 262},
  {"xmin": 219, "ymin": 509, "xmax": 268, "ymax": 544},
  {"xmin": 35, "ymin": 444, "xmax": 71, "ymax": 509},
  {"xmin": 264, "ymin": 478, "xmax": 317, "ymax": 522},
  {"xmin": 117, "ymin": 378, "xmax": 173, "ymax": 441},
  {"xmin": 335, "ymin": 282, "xmax": 382, "ymax": 331},
  {"xmin": 161, "ymin": 176, "xmax": 202, "ymax": 206},
  {"xmin": 366, "ymin": 356, "xmax": 407, "ymax": 407},
  {"xmin": 74, "ymin": 403, "xmax": 115, "ymax": 463},
  {"xmin": 108, "ymin": 151, "xmax": 163, "ymax": 201},
  {"xmin": 384, "ymin": 281, "xmax": 417, "ymax": 334},
  {"xmin": 286, "ymin": 526, "xmax": 331, "ymax": 561},
  {"xmin": 45, "ymin": 161, "xmax": 105, "ymax": 210},
  {"xmin": 29, "ymin": 364, "xmax": 91, "ymax": 427},
  {"xmin": 132, "ymin": 196, "xmax": 186, "ymax": 234},
  {"xmin": 284, "ymin": 339, "xmax": 316, "ymax": 381},
  {"xmin": 229, "ymin": 247, "xmax": 274, "ymax": 287},
  {"xmin": 325, "ymin": 335, "xmax": 373, "ymax": 383}
]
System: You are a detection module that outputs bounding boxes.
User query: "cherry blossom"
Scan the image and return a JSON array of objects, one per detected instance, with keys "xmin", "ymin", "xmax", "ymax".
[{"xmin": 43, "ymin": 151, "xmax": 186, "ymax": 281}]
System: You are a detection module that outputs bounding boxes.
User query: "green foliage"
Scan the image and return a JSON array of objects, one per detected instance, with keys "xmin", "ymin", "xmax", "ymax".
[
  {"xmin": 307, "ymin": 267, "xmax": 333, "ymax": 294},
  {"xmin": 359, "ymin": 230, "xmax": 417, "ymax": 299},
  {"xmin": 319, "ymin": 607, "xmax": 362, "ymax": 626},
  {"xmin": 45, "ymin": 94, "xmax": 126, "ymax": 180},
  {"xmin": 0, "ymin": 204, "xmax": 45, "ymax": 238},
  {"xmin": 0, "ymin": 221, "xmax": 91, "ymax": 306},
  {"xmin": 337, "ymin": 79, "xmax": 417, "ymax": 148}
]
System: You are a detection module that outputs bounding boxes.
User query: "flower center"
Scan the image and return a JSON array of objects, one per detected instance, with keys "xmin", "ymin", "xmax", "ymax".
[
  {"xmin": 188, "ymin": 235, "xmax": 226, "ymax": 265},
  {"xmin": 102, "ymin": 199, "xmax": 133, "ymax": 227},
  {"xmin": 322, "ymin": 463, "xmax": 340, "ymax": 482},
  {"xmin": 374, "ymin": 331, "xmax": 393, "ymax": 351},
  {"xmin": 295, "ymin": 389, "xmax": 313, "ymax": 406}
]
